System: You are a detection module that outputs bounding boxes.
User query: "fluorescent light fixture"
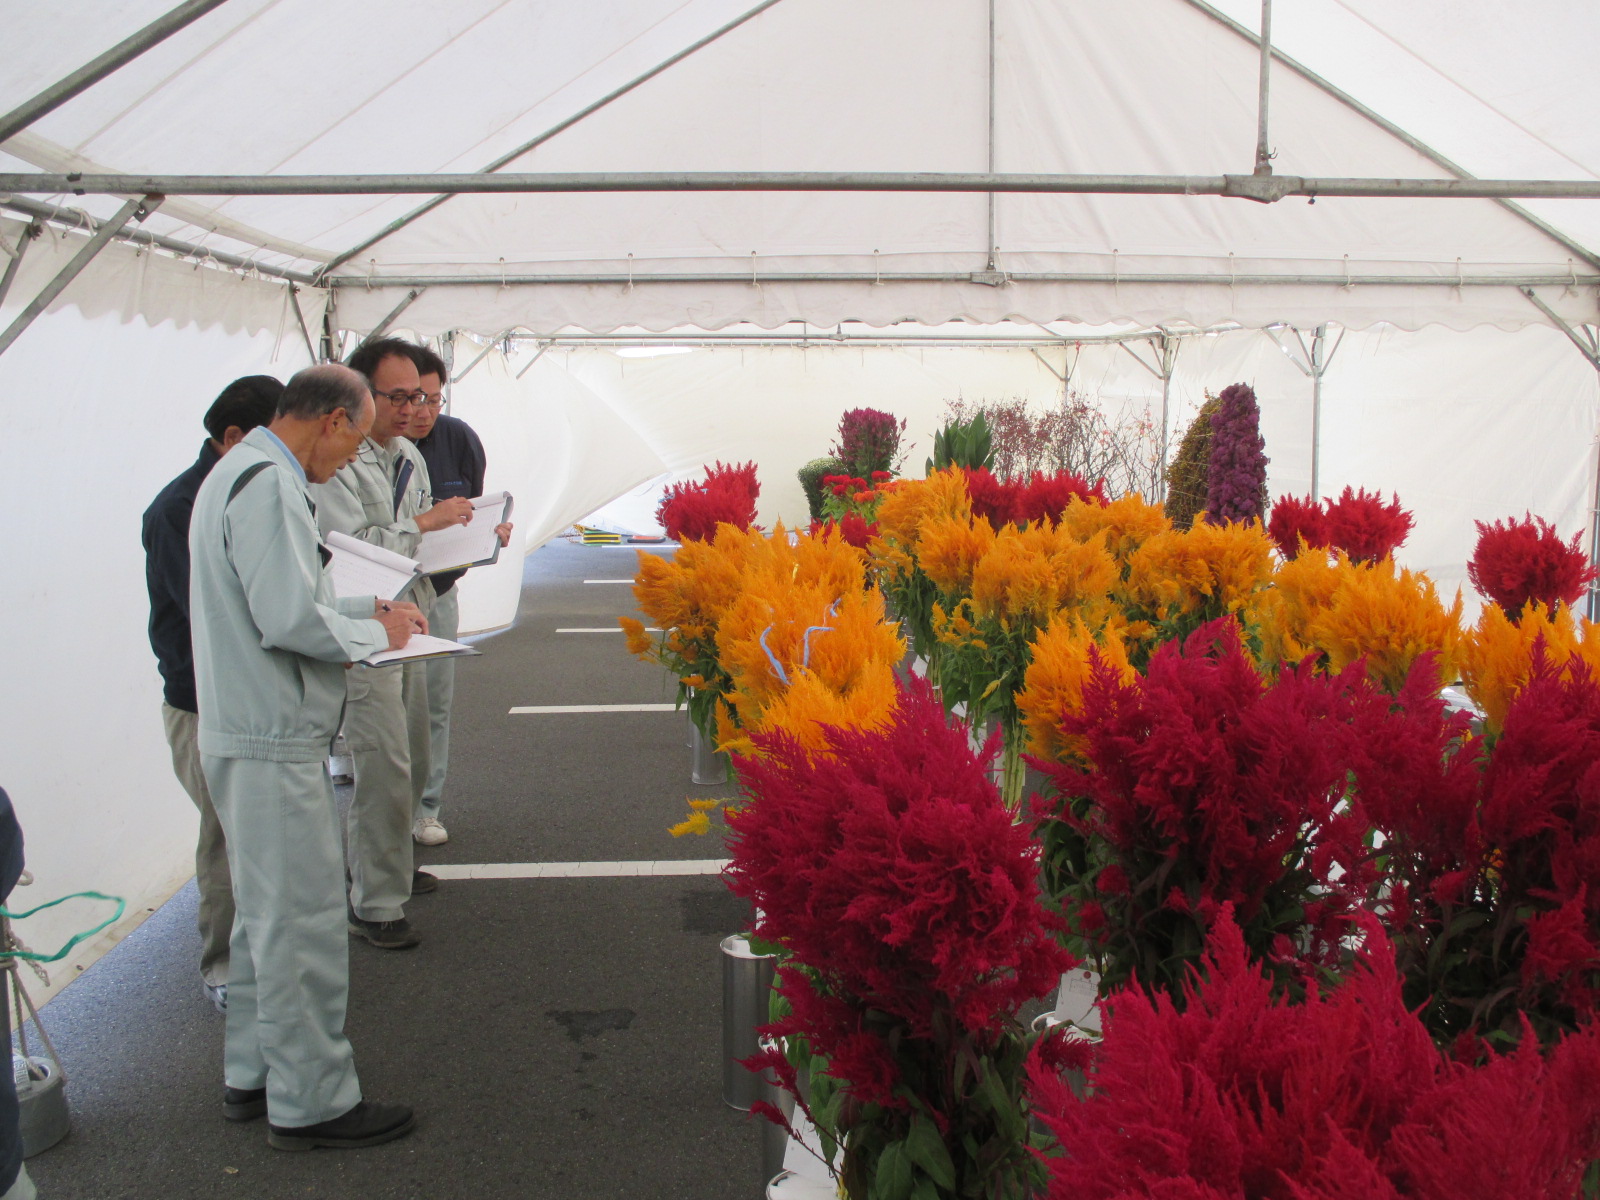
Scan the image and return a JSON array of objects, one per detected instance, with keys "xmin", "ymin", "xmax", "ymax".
[{"xmin": 614, "ymin": 346, "xmax": 695, "ymax": 359}]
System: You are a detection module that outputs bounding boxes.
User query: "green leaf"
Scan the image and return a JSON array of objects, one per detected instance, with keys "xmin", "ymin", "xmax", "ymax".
[
  {"xmin": 910, "ymin": 1178, "xmax": 941, "ymax": 1200},
  {"xmin": 873, "ymin": 1141, "xmax": 914, "ymax": 1200},
  {"xmin": 904, "ymin": 1114, "xmax": 957, "ymax": 1192}
]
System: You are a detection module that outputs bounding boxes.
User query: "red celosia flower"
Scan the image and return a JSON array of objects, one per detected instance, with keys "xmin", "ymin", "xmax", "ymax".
[
  {"xmin": 656, "ymin": 460, "xmax": 759, "ymax": 541},
  {"xmin": 1029, "ymin": 911, "xmax": 1600, "ymax": 1200},
  {"xmin": 1033, "ymin": 619, "xmax": 1381, "ymax": 999},
  {"xmin": 1012, "ymin": 470, "xmax": 1107, "ymax": 526},
  {"xmin": 962, "ymin": 466, "xmax": 1014, "ymax": 527},
  {"xmin": 1467, "ymin": 513, "xmax": 1599, "ymax": 620},
  {"xmin": 871, "ymin": 470, "xmax": 893, "ymax": 482},
  {"xmin": 1356, "ymin": 648, "xmax": 1600, "ymax": 1044},
  {"xmin": 1267, "ymin": 493, "xmax": 1330, "ymax": 559},
  {"xmin": 1323, "ymin": 486, "xmax": 1413, "ymax": 563},
  {"xmin": 726, "ymin": 674, "xmax": 1074, "ymax": 1059},
  {"xmin": 812, "ymin": 513, "xmax": 878, "ymax": 549}
]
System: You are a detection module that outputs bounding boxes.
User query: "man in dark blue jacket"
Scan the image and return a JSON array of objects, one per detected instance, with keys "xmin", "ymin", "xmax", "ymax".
[
  {"xmin": 0, "ymin": 788, "xmax": 32, "ymax": 1198},
  {"xmin": 141, "ymin": 376, "xmax": 281, "ymax": 1013}
]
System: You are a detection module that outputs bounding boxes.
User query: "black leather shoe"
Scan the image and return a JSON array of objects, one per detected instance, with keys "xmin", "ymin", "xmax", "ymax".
[
  {"xmin": 348, "ymin": 914, "xmax": 420, "ymax": 949},
  {"xmin": 223, "ymin": 1086, "xmax": 267, "ymax": 1122},
  {"xmin": 267, "ymin": 1100, "xmax": 415, "ymax": 1151},
  {"xmin": 410, "ymin": 869, "xmax": 438, "ymax": 895}
]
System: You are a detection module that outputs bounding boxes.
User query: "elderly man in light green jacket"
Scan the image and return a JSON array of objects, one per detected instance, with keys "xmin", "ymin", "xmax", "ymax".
[
  {"xmin": 191, "ymin": 364, "xmax": 424, "ymax": 1151},
  {"xmin": 311, "ymin": 339, "xmax": 475, "ymax": 950}
]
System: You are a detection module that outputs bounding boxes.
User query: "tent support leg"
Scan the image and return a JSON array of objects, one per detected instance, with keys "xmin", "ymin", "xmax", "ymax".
[
  {"xmin": 0, "ymin": 195, "xmax": 159, "ymax": 359},
  {"xmin": 0, "ymin": 0, "xmax": 232, "ymax": 144},
  {"xmin": 0, "ymin": 222, "xmax": 41, "ymax": 309}
]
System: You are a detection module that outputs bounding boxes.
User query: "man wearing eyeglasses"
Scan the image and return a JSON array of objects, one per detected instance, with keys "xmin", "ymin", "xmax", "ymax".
[
  {"xmin": 310, "ymin": 338, "xmax": 473, "ymax": 950},
  {"xmin": 402, "ymin": 345, "xmax": 513, "ymax": 851}
]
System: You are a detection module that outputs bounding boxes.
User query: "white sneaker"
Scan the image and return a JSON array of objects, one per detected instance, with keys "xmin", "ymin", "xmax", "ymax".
[{"xmin": 412, "ymin": 816, "xmax": 449, "ymax": 846}]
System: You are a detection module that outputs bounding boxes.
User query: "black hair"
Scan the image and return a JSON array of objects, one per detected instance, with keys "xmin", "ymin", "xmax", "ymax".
[
  {"xmin": 409, "ymin": 344, "xmax": 448, "ymax": 383},
  {"xmin": 203, "ymin": 375, "xmax": 283, "ymax": 442},
  {"xmin": 346, "ymin": 336, "xmax": 421, "ymax": 386},
  {"xmin": 278, "ymin": 364, "xmax": 371, "ymax": 421}
]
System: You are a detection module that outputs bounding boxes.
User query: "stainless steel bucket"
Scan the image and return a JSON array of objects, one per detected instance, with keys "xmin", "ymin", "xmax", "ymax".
[{"xmin": 720, "ymin": 933, "xmax": 775, "ymax": 1109}]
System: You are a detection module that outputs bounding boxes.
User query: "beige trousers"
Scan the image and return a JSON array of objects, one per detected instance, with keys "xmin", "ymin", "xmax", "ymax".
[{"xmin": 162, "ymin": 703, "xmax": 233, "ymax": 986}]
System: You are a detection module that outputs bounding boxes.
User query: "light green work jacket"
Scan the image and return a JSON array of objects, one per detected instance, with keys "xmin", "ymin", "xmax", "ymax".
[
  {"xmin": 189, "ymin": 427, "xmax": 387, "ymax": 762},
  {"xmin": 309, "ymin": 435, "xmax": 437, "ymax": 610}
]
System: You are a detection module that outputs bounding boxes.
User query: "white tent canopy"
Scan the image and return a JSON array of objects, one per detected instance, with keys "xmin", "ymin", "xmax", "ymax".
[
  {"xmin": 3, "ymin": 0, "xmax": 1599, "ymax": 986},
  {"xmin": 3, "ymin": 0, "xmax": 1599, "ymax": 335}
]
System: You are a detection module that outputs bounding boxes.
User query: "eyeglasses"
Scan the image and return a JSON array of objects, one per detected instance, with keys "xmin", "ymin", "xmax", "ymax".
[
  {"xmin": 418, "ymin": 395, "xmax": 444, "ymax": 410},
  {"xmin": 373, "ymin": 388, "xmax": 427, "ymax": 408}
]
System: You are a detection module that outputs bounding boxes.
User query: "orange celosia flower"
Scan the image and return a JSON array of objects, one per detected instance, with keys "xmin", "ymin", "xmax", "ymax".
[
  {"xmin": 1458, "ymin": 601, "xmax": 1600, "ymax": 732},
  {"xmin": 618, "ymin": 615, "xmax": 654, "ymax": 657},
  {"xmin": 872, "ymin": 468, "xmax": 972, "ymax": 552},
  {"xmin": 969, "ymin": 522, "xmax": 1117, "ymax": 626},
  {"xmin": 1306, "ymin": 557, "xmax": 1463, "ymax": 693},
  {"xmin": 918, "ymin": 514, "xmax": 999, "ymax": 597},
  {"xmin": 1016, "ymin": 618, "xmax": 1135, "ymax": 763},
  {"xmin": 1060, "ymin": 492, "xmax": 1172, "ymax": 575},
  {"xmin": 1121, "ymin": 519, "xmax": 1276, "ymax": 622},
  {"xmin": 721, "ymin": 666, "xmax": 900, "ymax": 759}
]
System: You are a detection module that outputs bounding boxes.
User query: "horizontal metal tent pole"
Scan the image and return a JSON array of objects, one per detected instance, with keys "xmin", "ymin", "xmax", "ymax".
[
  {"xmin": 0, "ymin": 0, "xmax": 233, "ymax": 145},
  {"xmin": 0, "ymin": 196, "xmax": 317, "ymax": 284},
  {"xmin": 325, "ymin": 270, "xmax": 1599, "ymax": 289},
  {"xmin": 0, "ymin": 194, "xmax": 161, "ymax": 358},
  {"xmin": 7, "ymin": 171, "xmax": 1600, "ymax": 201}
]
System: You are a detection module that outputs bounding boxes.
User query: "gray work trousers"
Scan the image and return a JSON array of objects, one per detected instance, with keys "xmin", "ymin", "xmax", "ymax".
[
  {"xmin": 417, "ymin": 586, "xmax": 459, "ymax": 821},
  {"xmin": 201, "ymin": 755, "xmax": 362, "ymax": 1128},
  {"xmin": 341, "ymin": 661, "xmax": 429, "ymax": 922},
  {"xmin": 162, "ymin": 704, "xmax": 233, "ymax": 987}
]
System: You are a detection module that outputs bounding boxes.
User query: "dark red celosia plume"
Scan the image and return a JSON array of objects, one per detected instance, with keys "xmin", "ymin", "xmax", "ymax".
[
  {"xmin": 808, "ymin": 512, "xmax": 878, "ymax": 548},
  {"xmin": 656, "ymin": 460, "xmax": 759, "ymax": 542},
  {"xmin": 1323, "ymin": 485, "xmax": 1413, "ymax": 563},
  {"xmin": 1467, "ymin": 513, "xmax": 1598, "ymax": 619},
  {"xmin": 725, "ymin": 675, "xmax": 1074, "ymax": 1090},
  {"xmin": 1351, "ymin": 648, "xmax": 1600, "ymax": 1046},
  {"xmin": 1028, "ymin": 912, "xmax": 1600, "ymax": 1200},
  {"xmin": 1033, "ymin": 619, "xmax": 1379, "ymax": 998},
  {"xmin": 1267, "ymin": 493, "xmax": 1331, "ymax": 559},
  {"xmin": 961, "ymin": 466, "xmax": 1106, "ymax": 527}
]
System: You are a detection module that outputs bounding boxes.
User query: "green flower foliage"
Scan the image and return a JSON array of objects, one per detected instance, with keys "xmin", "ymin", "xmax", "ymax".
[
  {"xmin": 798, "ymin": 456, "xmax": 846, "ymax": 522},
  {"xmin": 1163, "ymin": 394, "xmax": 1222, "ymax": 530}
]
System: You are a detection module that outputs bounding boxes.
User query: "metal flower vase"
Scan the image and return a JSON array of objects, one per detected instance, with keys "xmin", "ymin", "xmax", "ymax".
[{"xmin": 719, "ymin": 933, "xmax": 775, "ymax": 1109}]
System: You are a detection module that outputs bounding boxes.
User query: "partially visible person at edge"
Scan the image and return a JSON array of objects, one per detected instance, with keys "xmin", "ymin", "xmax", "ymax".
[
  {"xmin": 141, "ymin": 375, "xmax": 281, "ymax": 1016},
  {"xmin": 0, "ymin": 789, "xmax": 37, "ymax": 1198},
  {"xmin": 310, "ymin": 338, "xmax": 472, "ymax": 951},
  {"xmin": 189, "ymin": 363, "xmax": 424, "ymax": 1150},
  {"xmin": 403, "ymin": 345, "xmax": 512, "ymax": 849}
]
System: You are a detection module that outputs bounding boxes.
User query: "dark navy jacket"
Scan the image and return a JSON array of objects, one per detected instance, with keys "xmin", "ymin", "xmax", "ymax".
[
  {"xmin": 413, "ymin": 414, "xmax": 487, "ymax": 594},
  {"xmin": 0, "ymin": 787, "xmax": 26, "ymax": 1193},
  {"xmin": 141, "ymin": 442, "xmax": 221, "ymax": 712}
]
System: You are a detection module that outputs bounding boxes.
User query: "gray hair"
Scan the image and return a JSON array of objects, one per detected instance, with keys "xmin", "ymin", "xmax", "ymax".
[{"xmin": 278, "ymin": 364, "xmax": 372, "ymax": 422}]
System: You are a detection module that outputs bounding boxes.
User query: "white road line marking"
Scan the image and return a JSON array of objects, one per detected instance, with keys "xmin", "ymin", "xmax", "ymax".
[
  {"xmin": 583, "ymin": 579, "xmax": 635, "ymax": 584},
  {"xmin": 556, "ymin": 627, "xmax": 661, "ymax": 633},
  {"xmin": 508, "ymin": 703, "xmax": 680, "ymax": 714},
  {"xmin": 425, "ymin": 859, "xmax": 728, "ymax": 880}
]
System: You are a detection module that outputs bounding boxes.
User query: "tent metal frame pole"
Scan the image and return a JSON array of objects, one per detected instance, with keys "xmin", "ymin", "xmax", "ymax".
[
  {"xmin": 0, "ymin": 194, "xmax": 159, "ymax": 358},
  {"xmin": 1254, "ymin": 0, "xmax": 1274, "ymax": 175},
  {"xmin": 1157, "ymin": 336, "xmax": 1177, "ymax": 503},
  {"xmin": 1184, "ymin": 0, "xmax": 1600, "ymax": 272},
  {"xmin": 985, "ymin": 0, "xmax": 998, "ymax": 272},
  {"xmin": 451, "ymin": 333, "xmax": 507, "ymax": 383},
  {"xmin": 355, "ymin": 288, "xmax": 424, "ymax": 347},
  {"xmin": 0, "ymin": 222, "xmax": 41, "ymax": 309},
  {"xmin": 1520, "ymin": 287, "xmax": 1600, "ymax": 618},
  {"xmin": 514, "ymin": 343, "xmax": 550, "ymax": 380},
  {"xmin": 286, "ymin": 284, "xmax": 318, "ymax": 364},
  {"xmin": 315, "ymin": 0, "xmax": 790, "ymax": 280},
  {"xmin": 0, "ymin": 0, "xmax": 233, "ymax": 145},
  {"xmin": 13, "ymin": 170, "xmax": 1600, "ymax": 202},
  {"xmin": 0, "ymin": 197, "xmax": 316, "ymax": 285},
  {"xmin": 326, "ymin": 268, "xmax": 1598, "ymax": 289},
  {"xmin": 1309, "ymin": 325, "xmax": 1327, "ymax": 500}
]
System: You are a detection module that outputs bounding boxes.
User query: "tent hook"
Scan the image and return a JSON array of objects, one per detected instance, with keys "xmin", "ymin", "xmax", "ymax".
[
  {"xmin": 750, "ymin": 251, "xmax": 760, "ymax": 289},
  {"xmin": 1342, "ymin": 254, "xmax": 1353, "ymax": 290},
  {"xmin": 626, "ymin": 252, "xmax": 634, "ymax": 292},
  {"xmin": 873, "ymin": 248, "xmax": 881, "ymax": 287}
]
